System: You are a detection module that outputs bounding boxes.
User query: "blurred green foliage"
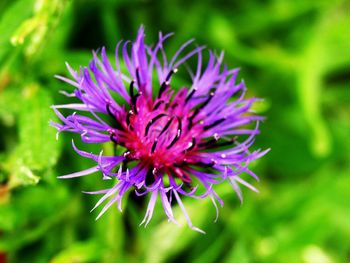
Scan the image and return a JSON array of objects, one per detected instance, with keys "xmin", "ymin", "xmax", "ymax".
[{"xmin": 0, "ymin": 0, "xmax": 350, "ymax": 262}]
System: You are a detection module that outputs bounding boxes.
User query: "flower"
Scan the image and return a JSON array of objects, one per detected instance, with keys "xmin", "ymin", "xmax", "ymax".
[{"xmin": 51, "ymin": 26, "xmax": 268, "ymax": 233}]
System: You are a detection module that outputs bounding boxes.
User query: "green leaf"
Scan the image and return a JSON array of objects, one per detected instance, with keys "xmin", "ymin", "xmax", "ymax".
[
  {"xmin": 0, "ymin": 0, "xmax": 34, "ymax": 63},
  {"xmin": 10, "ymin": 0, "xmax": 68, "ymax": 58},
  {"xmin": 8, "ymin": 161, "xmax": 40, "ymax": 188},
  {"xmin": 0, "ymin": 86, "xmax": 22, "ymax": 126},
  {"xmin": 51, "ymin": 240, "xmax": 106, "ymax": 263},
  {"xmin": 17, "ymin": 83, "xmax": 60, "ymax": 171}
]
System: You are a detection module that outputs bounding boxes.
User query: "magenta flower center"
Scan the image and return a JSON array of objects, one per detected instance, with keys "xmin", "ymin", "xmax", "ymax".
[{"xmin": 108, "ymin": 69, "xmax": 219, "ymax": 183}]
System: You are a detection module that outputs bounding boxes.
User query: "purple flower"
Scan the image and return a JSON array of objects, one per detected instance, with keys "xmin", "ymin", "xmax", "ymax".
[{"xmin": 51, "ymin": 26, "xmax": 268, "ymax": 233}]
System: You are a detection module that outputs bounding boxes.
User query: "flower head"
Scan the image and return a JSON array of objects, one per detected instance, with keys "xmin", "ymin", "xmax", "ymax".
[{"xmin": 51, "ymin": 26, "xmax": 268, "ymax": 233}]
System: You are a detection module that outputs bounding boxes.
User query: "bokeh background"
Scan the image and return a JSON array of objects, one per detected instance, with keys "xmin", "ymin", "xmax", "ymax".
[{"xmin": 1, "ymin": 0, "xmax": 350, "ymax": 262}]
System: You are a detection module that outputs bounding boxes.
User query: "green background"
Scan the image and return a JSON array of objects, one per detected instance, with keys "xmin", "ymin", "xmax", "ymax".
[{"xmin": 1, "ymin": 0, "xmax": 350, "ymax": 262}]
